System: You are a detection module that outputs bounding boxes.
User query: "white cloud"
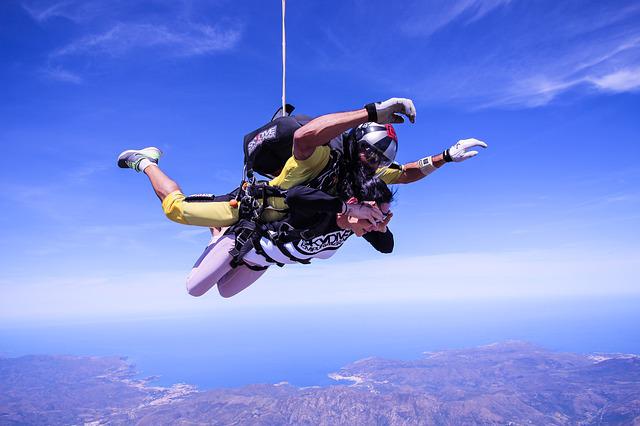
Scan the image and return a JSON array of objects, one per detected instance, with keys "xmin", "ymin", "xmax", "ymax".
[
  {"xmin": 394, "ymin": 2, "xmax": 640, "ymax": 108},
  {"xmin": 22, "ymin": 1, "xmax": 77, "ymax": 23},
  {"xmin": 480, "ymin": 37, "xmax": 640, "ymax": 107},
  {"xmin": 52, "ymin": 22, "xmax": 241, "ymax": 58},
  {"xmin": 41, "ymin": 66, "xmax": 83, "ymax": 84},
  {"xmin": 2, "ymin": 246, "xmax": 638, "ymax": 321},
  {"xmin": 263, "ymin": 247, "xmax": 640, "ymax": 304},
  {"xmin": 402, "ymin": 0, "xmax": 511, "ymax": 38},
  {"xmin": 486, "ymin": 77, "xmax": 582, "ymax": 108},
  {"xmin": 23, "ymin": 0, "xmax": 243, "ymax": 83},
  {"xmin": 21, "ymin": 0, "xmax": 122, "ymax": 24},
  {"xmin": 589, "ymin": 67, "xmax": 640, "ymax": 92},
  {"xmin": 0, "ymin": 270, "xmax": 196, "ymax": 322},
  {"xmin": 481, "ymin": 65, "xmax": 640, "ymax": 108}
]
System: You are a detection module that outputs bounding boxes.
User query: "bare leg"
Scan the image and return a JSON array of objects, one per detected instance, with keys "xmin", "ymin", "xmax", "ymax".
[
  {"xmin": 120, "ymin": 149, "xmax": 240, "ymax": 227},
  {"xmin": 144, "ymin": 164, "xmax": 181, "ymax": 201}
]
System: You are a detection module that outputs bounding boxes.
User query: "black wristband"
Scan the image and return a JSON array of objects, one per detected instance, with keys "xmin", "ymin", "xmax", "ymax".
[
  {"xmin": 364, "ymin": 103, "xmax": 378, "ymax": 123},
  {"xmin": 443, "ymin": 149, "xmax": 453, "ymax": 162}
]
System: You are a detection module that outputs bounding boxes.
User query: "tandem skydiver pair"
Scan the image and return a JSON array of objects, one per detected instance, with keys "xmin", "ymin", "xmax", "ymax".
[{"xmin": 118, "ymin": 98, "xmax": 487, "ymax": 298}]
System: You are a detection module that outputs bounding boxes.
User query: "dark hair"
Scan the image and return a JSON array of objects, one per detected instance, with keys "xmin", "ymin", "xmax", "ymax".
[
  {"xmin": 357, "ymin": 177, "xmax": 394, "ymax": 205},
  {"xmin": 336, "ymin": 134, "xmax": 379, "ymax": 200}
]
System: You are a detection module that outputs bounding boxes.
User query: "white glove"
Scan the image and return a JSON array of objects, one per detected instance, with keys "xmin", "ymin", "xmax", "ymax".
[
  {"xmin": 365, "ymin": 97, "xmax": 416, "ymax": 124},
  {"xmin": 343, "ymin": 202, "xmax": 384, "ymax": 224},
  {"xmin": 443, "ymin": 138, "xmax": 488, "ymax": 162}
]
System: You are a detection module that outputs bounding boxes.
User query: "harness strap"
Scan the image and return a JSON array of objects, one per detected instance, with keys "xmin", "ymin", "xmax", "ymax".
[
  {"xmin": 252, "ymin": 237, "xmax": 286, "ymax": 267},
  {"xmin": 230, "ymin": 172, "xmax": 341, "ymax": 268},
  {"xmin": 228, "ymin": 221, "xmax": 257, "ymax": 267},
  {"xmin": 241, "ymin": 261, "xmax": 269, "ymax": 272},
  {"xmin": 305, "ymin": 149, "xmax": 342, "ymax": 194},
  {"xmin": 273, "ymin": 240, "xmax": 311, "ymax": 264},
  {"xmin": 272, "ymin": 222, "xmax": 317, "ymax": 244}
]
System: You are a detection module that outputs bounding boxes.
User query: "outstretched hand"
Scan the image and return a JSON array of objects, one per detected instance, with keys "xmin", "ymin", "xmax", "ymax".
[
  {"xmin": 444, "ymin": 138, "xmax": 488, "ymax": 163},
  {"xmin": 366, "ymin": 98, "xmax": 416, "ymax": 124}
]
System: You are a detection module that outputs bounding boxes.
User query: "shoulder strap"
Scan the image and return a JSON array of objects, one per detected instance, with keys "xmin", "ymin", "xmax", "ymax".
[{"xmin": 304, "ymin": 149, "xmax": 343, "ymax": 194}]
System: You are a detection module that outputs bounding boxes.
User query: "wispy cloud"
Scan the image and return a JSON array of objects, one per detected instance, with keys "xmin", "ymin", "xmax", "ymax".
[
  {"xmin": 478, "ymin": 35, "xmax": 640, "ymax": 107},
  {"xmin": 435, "ymin": 3, "xmax": 640, "ymax": 108},
  {"xmin": 402, "ymin": 0, "xmax": 511, "ymax": 38},
  {"xmin": 52, "ymin": 22, "xmax": 241, "ymax": 58},
  {"xmin": 589, "ymin": 67, "xmax": 640, "ymax": 92},
  {"xmin": 21, "ymin": 0, "xmax": 120, "ymax": 24},
  {"xmin": 330, "ymin": 1, "xmax": 640, "ymax": 109},
  {"xmin": 40, "ymin": 66, "xmax": 83, "ymax": 84},
  {"xmin": 312, "ymin": 0, "xmax": 512, "ymax": 79},
  {"xmin": 22, "ymin": 1, "xmax": 78, "ymax": 23},
  {"xmin": 23, "ymin": 0, "xmax": 243, "ymax": 83}
]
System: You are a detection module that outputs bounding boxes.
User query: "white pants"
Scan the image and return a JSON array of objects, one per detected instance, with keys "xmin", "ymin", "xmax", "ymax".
[{"xmin": 186, "ymin": 235, "xmax": 267, "ymax": 298}]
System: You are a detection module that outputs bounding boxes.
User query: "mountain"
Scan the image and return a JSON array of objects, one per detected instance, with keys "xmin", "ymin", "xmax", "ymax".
[{"xmin": 1, "ymin": 341, "xmax": 639, "ymax": 425}]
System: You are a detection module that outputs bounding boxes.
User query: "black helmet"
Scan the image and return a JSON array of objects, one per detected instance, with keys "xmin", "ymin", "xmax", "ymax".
[{"xmin": 353, "ymin": 122, "xmax": 398, "ymax": 169}]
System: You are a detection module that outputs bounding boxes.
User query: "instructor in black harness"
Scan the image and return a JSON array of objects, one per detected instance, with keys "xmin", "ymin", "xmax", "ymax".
[
  {"xmin": 272, "ymin": 97, "xmax": 488, "ymax": 195},
  {"xmin": 118, "ymin": 97, "xmax": 487, "ymax": 230}
]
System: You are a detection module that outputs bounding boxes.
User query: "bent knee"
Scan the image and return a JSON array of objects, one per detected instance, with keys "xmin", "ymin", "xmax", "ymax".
[
  {"xmin": 185, "ymin": 279, "xmax": 208, "ymax": 297},
  {"xmin": 187, "ymin": 288, "xmax": 206, "ymax": 297},
  {"xmin": 162, "ymin": 190, "xmax": 188, "ymax": 224},
  {"xmin": 217, "ymin": 285, "xmax": 236, "ymax": 298},
  {"xmin": 186, "ymin": 286, "xmax": 206, "ymax": 297}
]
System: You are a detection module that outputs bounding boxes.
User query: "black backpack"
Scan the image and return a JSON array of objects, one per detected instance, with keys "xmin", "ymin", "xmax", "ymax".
[{"xmin": 242, "ymin": 105, "xmax": 312, "ymax": 179}]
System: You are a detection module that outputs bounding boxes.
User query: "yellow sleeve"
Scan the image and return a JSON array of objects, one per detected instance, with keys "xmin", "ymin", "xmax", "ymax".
[
  {"xmin": 269, "ymin": 146, "xmax": 331, "ymax": 189},
  {"xmin": 162, "ymin": 190, "xmax": 240, "ymax": 227},
  {"xmin": 377, "ymin": 165, "xmax": 403, "ymax": 185}
]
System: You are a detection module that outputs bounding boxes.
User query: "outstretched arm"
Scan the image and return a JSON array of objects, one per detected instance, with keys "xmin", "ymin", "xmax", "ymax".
[
  {"xmin": 293, "ymin": 98, "xmax": 417, "ymax": 161},
  {"xmin": 363, "ymin": 229, "xmax": 394, "ymax": 253},
  {"xmin": 393, "ymin": 138, "xmax": 488, "ymax": 184},
  {"xmin": 293, "ymin": 109, "xmax": 368, "ymax": 160},
  {"xmin": 394, "ymin": 152, "xmax": 447, "ymax": 184}
]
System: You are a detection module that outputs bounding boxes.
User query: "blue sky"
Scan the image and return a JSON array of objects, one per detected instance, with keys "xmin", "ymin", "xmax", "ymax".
[{"xmin": 1, "ymin": 0, "xmax": 639, "ymax": 322}]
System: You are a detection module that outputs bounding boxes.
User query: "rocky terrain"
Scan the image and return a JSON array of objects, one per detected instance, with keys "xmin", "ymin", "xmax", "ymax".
[{"xmin": 1, "ymin": 341, "xmax": 639, "ymax": 425}]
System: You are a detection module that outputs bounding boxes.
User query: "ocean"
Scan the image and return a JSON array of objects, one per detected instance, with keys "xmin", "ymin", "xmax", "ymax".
[{"xmin": 1, "ymin": 296, "xmax": 639, "ymax": 389}]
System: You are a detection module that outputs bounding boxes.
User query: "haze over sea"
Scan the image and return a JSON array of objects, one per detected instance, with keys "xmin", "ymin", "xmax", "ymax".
[{"xmin": 2, "ymin": 297, "xmax": 638, "ymax": 390}]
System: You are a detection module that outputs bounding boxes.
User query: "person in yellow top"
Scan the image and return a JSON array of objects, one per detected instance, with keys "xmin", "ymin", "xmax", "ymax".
[{"xmin": 117, "ymin": 97, "xmax": 487, "ymax": 227}]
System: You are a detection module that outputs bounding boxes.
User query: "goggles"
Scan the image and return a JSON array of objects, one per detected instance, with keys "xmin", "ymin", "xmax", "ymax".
[{"xmin": 358, "ymin": 143, "xmax": 392, "ymax": 169}]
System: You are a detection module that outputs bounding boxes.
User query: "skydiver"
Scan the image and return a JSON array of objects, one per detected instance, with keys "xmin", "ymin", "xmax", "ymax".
[
  {"xmin": 185, "ymin": 178, "xmax": 394, "ymax": 298},
  {"xmin": 117, "ymin": 97, "xmax": 487, "ymax": 229}
]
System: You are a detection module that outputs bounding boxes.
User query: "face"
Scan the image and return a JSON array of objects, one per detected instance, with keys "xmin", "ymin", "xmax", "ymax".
[{"xmin": 358, "ymin": 145, "xmax": 385, "ymax": 171}]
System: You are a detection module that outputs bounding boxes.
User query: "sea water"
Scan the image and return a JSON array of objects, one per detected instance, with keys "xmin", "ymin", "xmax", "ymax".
[{"xmin": 1, "ymin": 296, "xmax": 639, "ymax": 389}]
